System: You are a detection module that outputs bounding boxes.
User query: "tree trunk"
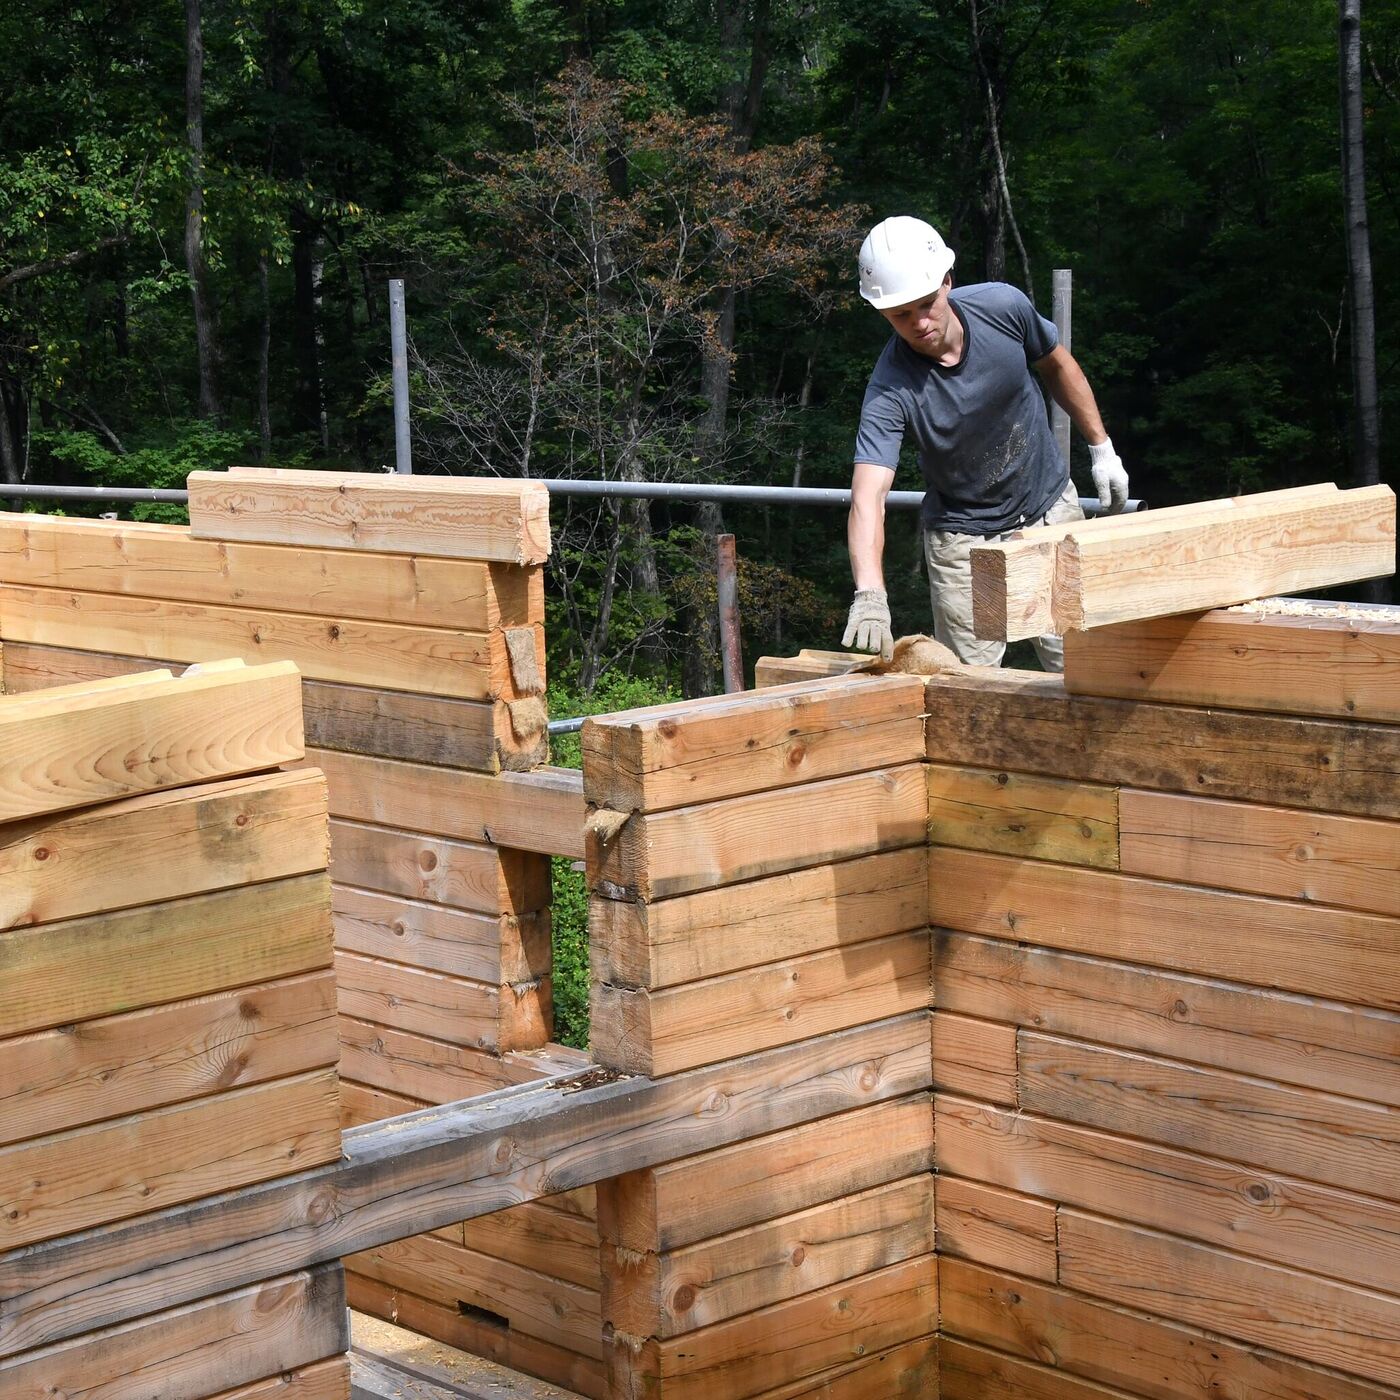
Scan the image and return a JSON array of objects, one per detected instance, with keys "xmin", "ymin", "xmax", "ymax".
[
  {"xmin": 1339, "ymin": 0, "xmax": 1388, "ymax": 601},
  {"xmin": 290, "ymin": 214, "xmax": 322, "ymax": 436},
  {"xmin": 258, "ymin": 252, "xmax": 273, "ymax": 460},
  {"xmin": 0, "ymin": 377, "xmax": 25, "ymax": 485},
  {"xmin": 184, "ymin": 0, "xmax": 222, "ymax": 421}
]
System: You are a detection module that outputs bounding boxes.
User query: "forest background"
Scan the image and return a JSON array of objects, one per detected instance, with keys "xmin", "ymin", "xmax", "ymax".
[{"xmin": 5, "ymin": 0, "xmax": 1399, "ymax": 1042}]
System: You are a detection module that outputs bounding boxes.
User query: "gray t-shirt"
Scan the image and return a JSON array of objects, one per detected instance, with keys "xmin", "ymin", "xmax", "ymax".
[{"xmin": 854, "ymin": 282, "xmax": 1068, "ymax": 535}]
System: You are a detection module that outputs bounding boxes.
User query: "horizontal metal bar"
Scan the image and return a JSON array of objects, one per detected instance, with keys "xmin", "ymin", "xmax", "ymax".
[
  {"xmin": 547, "ymin": 716, "xmax": 586, "ymax": 736},
  {"xmin": 0, "ymin": 479, "xmax": 1142, "ymax": 517}
]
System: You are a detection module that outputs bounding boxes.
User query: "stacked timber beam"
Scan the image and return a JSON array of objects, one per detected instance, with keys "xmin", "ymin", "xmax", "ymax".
[
  {"xmin": 0, "ymin": 660, "xmax": 348, "ymax": 1399},
  {"xmin": 969, "ymin": 481, "xmax": 1395, "ymax": 641},
  {"xmin": 0, "ymin": 470, "xmax": 596, "ymax": 1397},
  {"xmin": 922, "ymin": 604, "xmax": 1400, "ymax": 1398},
  {"xmin": 582, "ymin": 677, "xmax": 937, "ymax": 1399}
]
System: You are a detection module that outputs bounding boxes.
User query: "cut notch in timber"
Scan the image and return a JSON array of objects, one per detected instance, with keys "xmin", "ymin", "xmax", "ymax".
[{"xmin": 970, "ymin": 482, "xmax": 1395, "ymax": 641}]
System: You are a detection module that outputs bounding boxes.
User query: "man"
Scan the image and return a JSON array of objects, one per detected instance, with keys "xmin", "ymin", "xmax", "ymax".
[{"xmin": 841, "ymin": 215, "xmax": 1128, "ymax": 668}]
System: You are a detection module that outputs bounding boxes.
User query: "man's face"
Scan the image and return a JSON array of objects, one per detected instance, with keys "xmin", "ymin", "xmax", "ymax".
[{"xmin": 880, "ymin": 275, "xmax": 955, "ymax": 358}]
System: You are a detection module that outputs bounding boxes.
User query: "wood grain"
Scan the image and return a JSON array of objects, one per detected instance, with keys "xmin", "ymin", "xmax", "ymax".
[
  {"xmin": 0, "ymin": 512, "xmax": 540, "ymax": 629},
  {"xmin": 582, "ymin": 674, "xmax": 925, "ymax": 812},
  {"xmin": 923, "ymin": 668, "xmax": 1400, "ymax": 819},
  {"xmin": 191, "ymin": 468, "xmax": 551, "ymax": 564},
  {"xmin": 931, "ymin": 1012, "xmax": 1017, "ymax": 1106},
  {"xmin": 0, "ymin": 971, "xmax": 338, "ymax": 1147},
  {"xmin": 1063, "ymin": 607, "xmax": 1400, "ymax": 723},
  {"xmin": 0, "ymin": 657, "xmax": 303, "ymax": 820},
  {"xmin": 940, "ymin": 1337, "xmax": 1142, "ymax": 1399},
  {"xmin": 207, "ymin": 1356, "xmax": 350, "ymax": 1400},
  {"xmin": 459, "ymin": 1199, "xmax": 602, "ymax": 1290},
  {"xmin": 0, "ymin": 873, "xmax": 332, "ymax": 1037},
  {"xmin": 589, "ymin": 847, "xmax": 927, "ymax": 989},
  {"xmin": 1, "ymin": 768, "xmax": 329, "ymax": 930},
  {"xmin": 927, "ymin": 763, "xmax": 1119, "ymax": 868},
  {"xmin": 934, "ymin": 1177, "xmax": 1057, "ymax": 1283}
]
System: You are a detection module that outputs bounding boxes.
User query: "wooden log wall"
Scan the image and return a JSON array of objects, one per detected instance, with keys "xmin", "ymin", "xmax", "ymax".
[
  {"xmin": 0, "ymin": 475, "xmax": 597, "ymax": 1397},
  {"xmin": 583, "ymin": 676, "xmax": 939, "ymax": 1399},
  {"xmin": 0, "ymin": 662, "xmax": 349, "ymax": 1399},
  {"xmin": 923, "ymin": 604, "xmax": 1400, "ymax": 1400}
]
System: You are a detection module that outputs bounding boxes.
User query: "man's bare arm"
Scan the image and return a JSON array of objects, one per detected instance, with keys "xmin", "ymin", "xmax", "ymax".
[
  {"xmin": 1033, "ymin": 344, "xmax": 1107, "ymax": 445},
  {"xmin": 848, "ymin": 461, "xmax": 895, "ymax": 589}
]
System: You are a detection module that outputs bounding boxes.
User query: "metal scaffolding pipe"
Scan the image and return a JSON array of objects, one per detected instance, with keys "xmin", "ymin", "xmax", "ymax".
[{"xmin": 0, "ymin": 479, "xmax": 1143, "ymax": 516}]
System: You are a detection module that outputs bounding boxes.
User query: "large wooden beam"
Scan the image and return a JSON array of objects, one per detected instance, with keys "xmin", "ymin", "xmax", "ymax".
[
  {"xmin": 0, "ymin": 1014, "xmax": 929, "ymax": 1359},
  {"xmin": 0, "ymin": 659, "xmax": 303, "ymax": 821},
  {"xmin": 1062, "ymin": 603, "xmax": 1400, "ymax": 722},
  {"xmin": 969, "ymin": 483, "xmax": 1395, "ymax": 641},
  {"xmin": 0, "ymin": 514, "xmax": 541, "ymax": 632},
  {"xmin": 190, "ymin": 470, "xmax": 551, "ymax": 565}
]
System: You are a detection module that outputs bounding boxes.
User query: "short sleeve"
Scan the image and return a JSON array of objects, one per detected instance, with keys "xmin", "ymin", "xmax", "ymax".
[
  {"xmin": 1009, "ymin": 287, "xmax": 1059, "ymax": 361},
  {"xmin": 854, "ymin": 378, "xmax": 906, "ymax": 469}
]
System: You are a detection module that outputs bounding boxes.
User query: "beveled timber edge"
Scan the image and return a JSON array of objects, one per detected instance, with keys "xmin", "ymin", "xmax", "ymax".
[{"xmin": 0, "ymin": 1013, "xmax": 929, "ymax": 1360}]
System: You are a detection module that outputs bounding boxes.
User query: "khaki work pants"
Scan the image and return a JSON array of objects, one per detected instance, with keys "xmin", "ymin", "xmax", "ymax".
[{"xmin": 923, "ymin": 478, "xmax": 1085, "ymax": 671}]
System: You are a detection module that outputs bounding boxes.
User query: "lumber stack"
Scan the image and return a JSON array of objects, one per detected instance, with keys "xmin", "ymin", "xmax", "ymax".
[
  {"xmin": 924, "ymin": 607, "xmax": 1400, "ymax": 1398},
  {"xmin": 969, "ymin": 481, "xmax": 1395, "ymax": 641},
  {"xmin": 0, "ymin": 661, "xmax": 349, "ymax": 1399},
  {"xmin": 0, "ymin": 473, "xmax": 596, "ymax": 1397},
  {"xmin": 583, "ymin": 677, "xmax": 938, "ymax": 1399}
]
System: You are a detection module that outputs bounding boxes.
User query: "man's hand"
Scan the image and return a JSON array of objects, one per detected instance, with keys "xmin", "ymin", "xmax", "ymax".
[
  {"xmin": 1088, "ymin": 438, "xmax": 1130, "ymax": 514},
  {"xmin": 843, "ymin": 588, "xmax": 894, "ymax": 661}
]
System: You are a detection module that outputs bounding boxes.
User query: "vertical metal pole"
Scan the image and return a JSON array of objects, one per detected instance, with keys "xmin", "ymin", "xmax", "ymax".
[
  {"xmin": 389, "ymin": 278, "xmax": 412, "ymax": 474},
  {"xmin": 716, "ymin": 533, "xmax": 745, "ymax": 694},
  {"xmin": 1051, "ymin": 268, "xmax": 1072, "ymax": 469}
]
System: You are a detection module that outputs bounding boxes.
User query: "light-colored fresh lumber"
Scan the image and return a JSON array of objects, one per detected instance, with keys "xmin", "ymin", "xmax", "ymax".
[
  {"xmin": 581, "ymin": 675, "xmax": 925, "ymax": 812},
  {"xmin": 596, "ymin": 1095, "xmax": 932, "ymax": 1253},
  {"xmin": 0, "ymin": 970, "xmax": 338, "ymax": 1147},
  {"xmin": 752, "ymin": 648, "xmax": 879, "ymax": 687},
  {"xmin": 589, "ymin": 847, "xmax": 927, "ymax": 989},
  {"xmin": 1058, "ymin": 1209, "xmax": 1400, "ymax": 1387},
  {"xmin": 335, "ymin": 1018, "xmax": 555, "ymax": 1105},
  {"xmin": 334, "ymin": 885, "xmax": 549, "ymax": 986},
  {"xmin": 603, "ymin": 1175, "xmax": 933, "ymax": 1339},
  {"xmin": 607, "ymin": 1255, "xmax": 937, "ymax": 1400},
  {"xmin": 0, "ymin": 1015, "xmax": 930, "ymax": 1359},
  {"xmin": 0, "ymin": 657, "xmax": 303, "ymax": 821},
  {"xmin": 1062, "ymin": 605, "xmax": 1400, "ymax": 722},
  {"xmin": 941, "ymin": 1257, "xmax": 1399, "ymax": 1400},
  {"xmin": 0, "ymin": 641, "xmax": 544, "ymax": 771},
  {"xmin": 215, "ymin": 1356, "xmax": 351, "ymax": 1400},
  {"xmin": 1051, "ymin": 484, "xmax": 1396, "ymax": 634},
  {"xmin": 936, "ymin": 1094, "xmax": 1400, "ymax": 1296},
  {"xmin": 588, "ymin": 764, "xmax": 928, "ymax": 901},
  {"xmin": 0, "ymin": 1068, "xmax": 341, "ymax": 1249},
  {"xmin": 940, "ymin": 1338, "xmax": 1142, "ymax": 1400},
  {"xmin": 0, "ymin": 583, "xmax": 543, "ymax": 701},
  {"xmin": 1118, "ymin": 789, "xmax": 1400, "ymax": 915},
  {"xmin": 1020, "ymin": 1033, "xmax": 1400, "ymax": 1199},
  {"xmin": 1, "ymin": 768, "xmax": 329, "ymax": 931},
  {"xmin": 346, "ymin": 1277, "xmax": 605, "ymax": 1400},
  {"xmin": 0, "ymin": 1267, "xmax": 347, "ymax": 1400},
  {"xmin": 312, "ymin": 749, "xmax": 584, "ymax": 858},
  {"xmin": 935, "ymin": 1176, "xmax": 1057, "ymax": 1283},
  {"xmin": 334, "ymin": 950, "xmax": 548, "ymax": 1054},
  {"xmin": 0, "ymin": 512, "xmax": 541, "ymax": 629},
  {"xmin": 458, "ymin": 1200, "xmax": 602, "ymax": 1291},
  {"xmin": 347, "ymin": 1232, "xmax": 601, "ymax": 1356},
  {"xmin": 190, "ymin": 469, "xmax": 552, "ymax": 565},
  {"xmin": 927, "ymin": 846, "xmax": 1400, "ymax": 1011},
  {"xmin": 591, "ymin": 930, "xmax": 930, "ymax": 1076},
  {"xmin": 930, "ymin": 1011, "xmax": 1017, "ymax": 1105},
  {"xmin": 924, "ymin": 667, "xmax": 1400, "ymax": 819},
  {"xmin": 329, "ymin": 819, "xmax": 550, "ymax": 916},
  {"xmin": 0, "ymin": 873, "xmax": 332, "ymax": 1038},
  {"xmin": 927, "ymin": 762, "xmax": 1119, "ymax": 867},
  {"xmin": 932, "ymin": 931, "xmax": 1400, "ymax": 1106},
  {"xmin": 969, "ymin": 483, "xmax": 1342, "ymax": 642}
]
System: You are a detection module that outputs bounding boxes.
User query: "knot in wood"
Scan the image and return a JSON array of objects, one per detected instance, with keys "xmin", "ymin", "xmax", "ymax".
[{"xmin": 671, "ymin": 1285, "xmax": 697, "ymax": 1312}]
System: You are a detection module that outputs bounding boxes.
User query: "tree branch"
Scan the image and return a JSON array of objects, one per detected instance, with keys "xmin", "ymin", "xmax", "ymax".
[{"xmin": 0, "ymin": 234, "xmax": 131, "ymax": 294}]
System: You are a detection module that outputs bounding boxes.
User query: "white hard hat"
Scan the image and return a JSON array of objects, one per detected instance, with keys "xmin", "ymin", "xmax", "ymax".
[{"xmin": 858, "ymin": 216, "xmax": 956, "ymax": 309}]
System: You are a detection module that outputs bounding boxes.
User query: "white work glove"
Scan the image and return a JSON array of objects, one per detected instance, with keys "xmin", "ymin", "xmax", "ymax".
[
  {"xmin": 842, "ymin": 588, "xmax": 894, "ymax": 662},
  {"xmin": 1088, "ymin": 437, "xmax": 1130, "ymax": 514}
]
